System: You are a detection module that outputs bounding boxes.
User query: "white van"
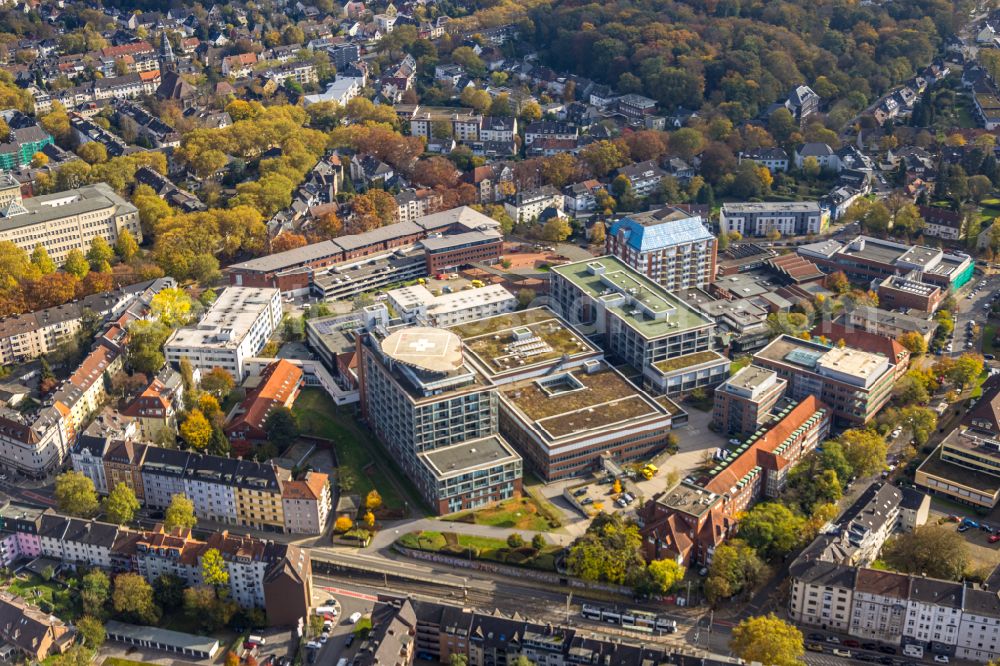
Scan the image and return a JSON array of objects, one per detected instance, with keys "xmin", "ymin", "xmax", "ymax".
[
  {"xmin": 903, "ymin": 644, "xmax": 924, "ymax": 658},
  {"xmin": 348, "ymin": 611, "xmax": 362, "ymax": 624}
]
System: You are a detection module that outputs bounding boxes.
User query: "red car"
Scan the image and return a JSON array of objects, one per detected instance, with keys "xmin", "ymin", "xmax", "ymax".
[
  {"xmin": 989, "ymin": 534, "xmax": 1000, "ymax": 543},
  {"xmin": 844, "ymin": 640, "xmax": 861, "ymax": 648}
]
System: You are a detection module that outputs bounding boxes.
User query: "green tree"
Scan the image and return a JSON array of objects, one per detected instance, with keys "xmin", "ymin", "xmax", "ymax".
[
  {"xmin": 164, "ymin": 493, "xmax": 197, "ymax": 531},
  {"xmin": 201, "ymin": 547, "xmax": 230, "ymax": 591},
  {"xmin": 80, "ymin": 569, "xmax": 111, "ymax": 617},
  {"xmin": 55, "ymin": 471, "xmax": 99, "ymax": 518},
  {"xmin": 125, "ymin": 319, "xmax": 170, "ymax": 375},
  {"xmin": 264, "ymin": 406, "xmax": 299, "ymax": 449},
  {"xmin": 200, "ymin": 367, "xmax": 235, "ymax": 398},
  {"xmin": 738, "ymin": 502, "xmax": 806, "ymax": 559},
  {"xmin": 566, "ymin": 513, "xmax": 646, "ymax": 586},
  {"xmin": 948, "ymin": 353, "xmax": 985, "ymax": 389},
  {"xmin": 154, "ymin": 573, "xmax": 186, "ymax": 611},
  {"xmin": 541, "ymin": 217, "xmax": 572, "ymax": 242},
  {"xmin": 86, "ymin": 236, "xmax": 114, "ymax": 271},
  {"xmin": 730, "ymin": 614, "xmax": 804, "ymax": 666},
  {"xmin": 103, "ymin": 482, "xmax": 140, "ymax": 525},
  {"xmin": 899, "ymin": 331, "xmax": 928, "ymax": 355},
  {"xmin": 839, "ymin": 429, "xmax": 887, "ymax": 477},
  {"xmin": 31, "ymin": 244, "xmax": 55, "ymax": 275},
  {"xmin": 76, "ymin": 615, "xmax": 106, "ymax": 649},
  {"xmin": 517, "ymin": 289, "xmax": 536, "ymax": 309},
  {"xmin": 883, "ymin": 525, "xmax": 969, "ymax": 581},
  {"xmin": 77, "ymin": 142, "xmax": 108, "ymax": 165},
  {"xmin": 115, "ymin": 229, "xmax": 139, "ymax": 261},
  {"xmin": 64, "ymin": 248, "xmax": 90, "ymax": 279},
  {"xmin": 112, "ymin": 573, "xmax": 161, "ymax": 625},
  {"xmin": 704, "ymin": 539, "xmax": 765, "ymax": 603},
  {"xmin": 647, "ymin": 559, "xmax": 685, "ymax": 592}
]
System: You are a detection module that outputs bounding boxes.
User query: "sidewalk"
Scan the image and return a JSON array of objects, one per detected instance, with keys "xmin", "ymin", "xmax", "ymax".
[{"xmin": 369, "ymin": 517, "xmax": 576, "ymax": 549}]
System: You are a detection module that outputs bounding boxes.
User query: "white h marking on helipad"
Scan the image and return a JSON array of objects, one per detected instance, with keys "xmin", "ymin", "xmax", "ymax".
[{"xmin": 408, "ymin": 338, "xmax": 436, "ymax": 353}]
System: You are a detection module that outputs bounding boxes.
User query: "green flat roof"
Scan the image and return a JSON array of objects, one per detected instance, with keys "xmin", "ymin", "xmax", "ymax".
[{"xmin": 552, "ymin": 256, "xmax": 713, "ymax": 339}]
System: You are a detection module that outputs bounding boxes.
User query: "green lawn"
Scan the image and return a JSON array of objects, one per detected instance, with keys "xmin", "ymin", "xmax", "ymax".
[
  {"xmin": 293, "ymin": 389, "xmax": 413, "ymax": 513},
  {"xmin": 442, "ymin": 496, "xmax": 560, "ymax": 531},
  {"xmin": 985, "ymin": 324, "xmax": 997, "ymax": 356},
  {"xmin": 980, "ymin": 198, "xmax": 1000, "ymax": 224},
  {"xmin": 5, "ymin": 575, "xmax": 77, "ymax": 619},
  {"xmin": 103, "ymin": 658, "xmax": 160, "ymax": 666},
  {"xmin": 397, "ymin": 530, "xmax": 561, "ymax": 571}
]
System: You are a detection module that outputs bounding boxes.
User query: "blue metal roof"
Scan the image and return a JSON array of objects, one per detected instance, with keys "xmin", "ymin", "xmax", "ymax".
[{"xmin": 609, "ymin": 214, "xmax": 714, "ymax": 252}]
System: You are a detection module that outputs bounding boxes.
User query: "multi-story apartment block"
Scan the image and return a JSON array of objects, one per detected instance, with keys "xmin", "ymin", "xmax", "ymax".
[
  {"xmin": 606, "ymin": 207, "xmax": 717, "ymax": 290},
  {"xmin": 0, "ymin": 502, "xmax": 312, "ymax": 626},
  {"xmin": 121, "ymin": 367, "xmax": 184, "ymax": 441},
  {"xmin": 327, "ymin": 43, "xmax": 361, "ymax": 71},
  {"xmin": 0, "ymin": 288, "xmax": 137, "ymax": 366},
  {"xmin": 394, "ymin": 188, "xmax": 444, "ymax": 223},
  {"xmin": 77, "ymin": 443, "xmax": 330, "ymax": 535},
  {"xmin": 164, "ymin": 287, "xmax": 282, "ymax": 379},
  {"xmin": 522, "ymin": 121, "xmax": 578, "ymax": 146},
  {"xmin": 0, "ymin": 183, "xmax": 141, "ymax": 264},
  {"xmin": 478, "ymin": 116, "xmax": 516, "ymax": 143},
  {"xmin": 753, "ymin": 335, "xmax": 900, "ymax": 426},
  {"xmin": 800, "ymin": 236, "xmax": 975, "ymax": 293},
  {"xmin": 850, "ymin": 568, "xmax": 908, "ymax": 645},
  {"xmin": 719, "ymin": 201, "xmax": 828, "ymax": 237},
  {"xmin": 549, "ymin": 257, "xmax": 721, "ymax": 385},
  {"xmin": 406, "ymin": 106, "xmax": 482, "ymax": 142},
  {"xmin": 422, "ymin": 230, "xmax": 503, "ymax": 274},
  {"xmin": 281, "ymin": 472, "xmax": 332, "ymax": 535},
  {"xmin": 614, "ymin": 160, "xmax": 666, "ymax": 197},
  {"xmin": 222, "ymin": 52, "xmax": 258, "ymax": 78},
  {"xmin": 739, "ymin": 147, "xmax": 790, "ymax": 173},
  {"xmin": 503, "ymin": 186, "xmax": 564, "ymax": 224},
  {"xmin": 711, "ymin": 365, "xmax": 788, "ymax": 437},
  {"xmin": 639, "ymin": 396, "xmax": 830, "ymax": 565},
  {"xmin": 387, "ymin": 284, "xmax": 516, "ymax": 328},
  {"xmin": 358, "ymin": 325, "xmax": 522, "ymax": 514}
]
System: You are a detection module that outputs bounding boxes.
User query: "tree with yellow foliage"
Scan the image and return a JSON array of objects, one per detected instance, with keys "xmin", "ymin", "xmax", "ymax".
[{"xmin": 334, "ymin": 516, "xmax": 353, "ymax": 532}]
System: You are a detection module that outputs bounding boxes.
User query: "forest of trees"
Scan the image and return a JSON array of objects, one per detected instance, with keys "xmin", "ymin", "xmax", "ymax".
[{"xmin": 520, "ymin": 0, "xmax": 968, "ymax": 124}]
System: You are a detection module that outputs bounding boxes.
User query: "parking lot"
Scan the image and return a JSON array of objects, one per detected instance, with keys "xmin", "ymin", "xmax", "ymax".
[
  {"xmin": 803, "ymin": 627, "xmax": 953, "ymax": 664},
  {"xmin": 305, "ymin": 584, "xmax": 375, "ymax": 666}
]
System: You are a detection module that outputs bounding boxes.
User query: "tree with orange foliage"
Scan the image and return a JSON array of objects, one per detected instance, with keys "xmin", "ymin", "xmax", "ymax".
[
  {"xmin": 77, "ymin": 270, "xmax": 113, "ymax": 297},
  {"xmin": 270, "ymin": 233, "xmax": 308, "ymax": 254},
  {"xmin": 225, "ymin": 653, "xmax": 239, "ymax": 666},
  {"xmin": 314, "ymin": 211, "xmax": 343, "ymax": 239},
  {"xmin": 412, "ymin": 157, "xmax": 459, "ymax": 188},
  {"xmin": 348, "ymin": 190, "xmax": 396, "ymax": 233},
  {"xmin": 622, "ymin": 130, "xmax": 668, "ymax": 163},
  {"xmin": 25, "ymin": 273, "xmax": 78, "ymax": 309}
]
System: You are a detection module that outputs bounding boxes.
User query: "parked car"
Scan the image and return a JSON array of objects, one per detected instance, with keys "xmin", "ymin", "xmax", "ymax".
[
  {"xmin": 934, "ymin": 656, "xmax": 950, "ymax": 664},
  {"xmin": 832, "ymin": 649, "xmax": 852, "ymax": 658},
  {"xmin": 844, "ymin": 639, "xmax": 860, "ymax": 648}
]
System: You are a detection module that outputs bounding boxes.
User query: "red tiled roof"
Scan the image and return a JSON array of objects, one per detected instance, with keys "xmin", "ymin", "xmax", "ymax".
[
  {"xmin": 225, "ymin": 360, "xmax": 303, "ymax": 440},
  {"xmin": 704, "ymin": 396, "xmax": 826, "ymax": 495},
  {"xmin": 100, "ymin": 42, "xmax": 154, "ymax": 58}
]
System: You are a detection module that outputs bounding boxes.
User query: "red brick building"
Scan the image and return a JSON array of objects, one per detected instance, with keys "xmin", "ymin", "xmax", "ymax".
[{"xmin": 639, "ymin": 396, "xmax": 830, "ymax": 565}]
